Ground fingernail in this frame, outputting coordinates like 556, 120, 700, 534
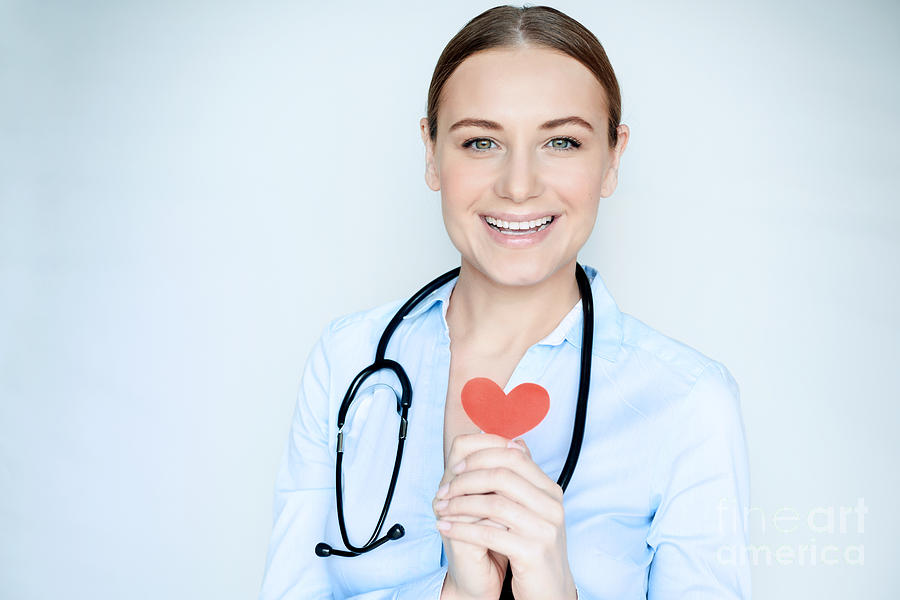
437, 483, 449, 498
436, 519, 451, 531
434, 499, 448, 511
451, 460, 466, 474
507, 440, 526, 452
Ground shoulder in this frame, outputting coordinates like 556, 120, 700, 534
620, 312, 713, 380
615, 311, 741, 423
325, 296, 406, 340
312, 295, 410, 370
617, 314, 748, 493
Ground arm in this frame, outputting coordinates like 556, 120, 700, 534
259, 325, 336, 600
259, 322, 451, 600
646, 361, 752, 599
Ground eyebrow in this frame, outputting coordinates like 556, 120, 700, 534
448, 116, 595, 133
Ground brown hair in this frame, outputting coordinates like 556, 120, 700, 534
426, 5, 622, 148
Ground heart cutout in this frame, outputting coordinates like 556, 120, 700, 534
461, 377, 550, 439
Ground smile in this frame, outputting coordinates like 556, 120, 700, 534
484, 215, 554, 235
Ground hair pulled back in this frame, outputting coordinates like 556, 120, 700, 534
426, 5, 622, 148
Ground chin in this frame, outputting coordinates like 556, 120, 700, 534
470, 253, 568, 288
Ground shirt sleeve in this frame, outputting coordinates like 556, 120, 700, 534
259, 323, 336, 600
259, 322, 450, 600
645, 361, 752, 599
342, 566, 448, 600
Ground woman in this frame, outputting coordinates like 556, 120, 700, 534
260, 5, 751, 600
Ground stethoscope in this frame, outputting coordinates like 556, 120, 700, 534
315, 262, 594, 595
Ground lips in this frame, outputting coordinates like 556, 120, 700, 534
484, 215, 554, 235
479, 213, 559, 247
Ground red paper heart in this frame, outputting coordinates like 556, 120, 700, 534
461, 377, 550, 439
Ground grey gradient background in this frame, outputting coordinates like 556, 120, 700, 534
1, 0, 898, 598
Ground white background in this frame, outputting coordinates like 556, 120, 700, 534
1, 0, 898, 598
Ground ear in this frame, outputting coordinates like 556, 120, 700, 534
599, 123, 630, 198
420, 117, 440, 191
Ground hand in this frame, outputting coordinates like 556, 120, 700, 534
435, 437, 578, 600
433, 433, 510, 600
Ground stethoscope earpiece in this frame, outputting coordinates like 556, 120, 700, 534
315, 524, 405, 558
387, 524, 405, 540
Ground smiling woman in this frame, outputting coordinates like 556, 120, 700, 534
260, 5, 751, 600
420, 43, 627, 288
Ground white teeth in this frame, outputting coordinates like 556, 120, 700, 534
484, 215, 554, 234
485, 215, 553, 230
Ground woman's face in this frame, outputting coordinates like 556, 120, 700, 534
420, 45, 629, 287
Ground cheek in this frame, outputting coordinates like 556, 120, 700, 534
438, 156, 494, 208
550, 161, 604, 210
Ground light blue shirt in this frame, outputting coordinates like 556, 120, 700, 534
260, 264, 752, 599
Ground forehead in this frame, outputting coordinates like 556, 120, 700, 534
439, 46, 607, 129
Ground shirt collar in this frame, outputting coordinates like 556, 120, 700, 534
401, 263, 623, 362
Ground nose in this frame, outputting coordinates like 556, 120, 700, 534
493, 146, 543, 203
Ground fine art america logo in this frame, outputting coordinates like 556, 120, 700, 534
716, 497, 867, 567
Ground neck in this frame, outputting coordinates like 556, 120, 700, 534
445, 257, 582, 355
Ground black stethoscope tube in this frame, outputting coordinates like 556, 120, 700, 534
316, 262, 594, 595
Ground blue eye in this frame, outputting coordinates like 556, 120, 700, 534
462, 138, 497, 152
547, 137, 581, 151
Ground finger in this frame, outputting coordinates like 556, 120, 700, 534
440, 432, 513, 487
452, 445, 561, 501
444, 467, 563, 522
436, 490, 545, 534
437, 514, 507, 528
442, 515, 508, 529
508, 438, 531, 458
435, 519, 522, 559
433, 494, 507, 529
